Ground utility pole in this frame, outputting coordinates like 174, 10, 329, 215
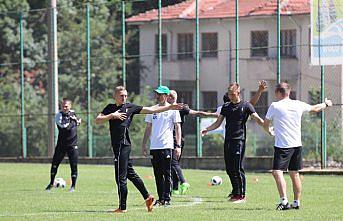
47, 0, 58, 157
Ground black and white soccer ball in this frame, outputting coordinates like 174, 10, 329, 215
211, 176, 223, 186
54, 178, 66, 188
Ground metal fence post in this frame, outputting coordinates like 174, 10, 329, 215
195, 0, 202, 157
277, 0, 281, 83
19, 12, 27, 158
158, 0, 162, 86
121, 0, 126, 87
86, 2, 93, 158
235, 0, 239, 83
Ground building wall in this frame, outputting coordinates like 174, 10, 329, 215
138, 14, 342, 110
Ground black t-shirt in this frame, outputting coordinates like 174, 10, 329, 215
56, 111, 78, 147
173, 105, 190, 147
101, 103, 143, 146
220, 101, 255, 141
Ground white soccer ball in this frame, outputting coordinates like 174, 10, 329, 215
211, 176, 223, 186
54, 178, 66, 188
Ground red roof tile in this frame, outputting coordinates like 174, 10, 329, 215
126, 0, 310, 23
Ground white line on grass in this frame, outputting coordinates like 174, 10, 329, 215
0, 196, 203, 217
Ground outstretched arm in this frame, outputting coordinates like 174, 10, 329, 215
310, 98, 332, 113
250, 80, 267, 106
140, 103, 183, 114
201, 115, 225, 136
189, 109, 218, 117
141, 123, 152, 156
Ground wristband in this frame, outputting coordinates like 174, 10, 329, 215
175, 144, 181, 148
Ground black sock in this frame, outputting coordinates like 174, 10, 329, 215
71, 175, 77, 187
50, 164, 58, 185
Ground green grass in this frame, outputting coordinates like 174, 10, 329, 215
0, 163, 342, 221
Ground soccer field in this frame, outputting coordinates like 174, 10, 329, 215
0, 163, 342, 221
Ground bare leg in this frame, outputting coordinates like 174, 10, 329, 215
289, 171, 301, 201
272, 170, 287, 198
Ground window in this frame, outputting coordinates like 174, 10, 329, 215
178, 91, 193, 106
251, 31, 268, 57
202, 91, 217, 110
250, 91, 268, 117
155, 34, 167, 58
201, 33, 218, 57
281, 30, 296, 57
177, 33, 193, 60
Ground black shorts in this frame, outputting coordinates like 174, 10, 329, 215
273, 146, 302, 171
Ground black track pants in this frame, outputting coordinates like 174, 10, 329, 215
113, 144, 149, 210
50, 145, 78, 186
151, 149, 172, 202
224, 140, 246, 196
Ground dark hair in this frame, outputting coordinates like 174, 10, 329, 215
275, 82, 291, 96
223, 92, 230, 103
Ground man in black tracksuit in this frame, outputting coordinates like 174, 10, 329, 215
201, 83, 266, 203
45, 98, 81, 192
95, 86, 181, 213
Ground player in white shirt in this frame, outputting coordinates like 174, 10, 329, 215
263, 82, 332, 210
142, 86, 182, 207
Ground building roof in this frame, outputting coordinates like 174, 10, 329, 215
126, 0, 310, 23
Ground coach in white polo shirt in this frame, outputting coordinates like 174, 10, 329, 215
142, 85, 182, 207
263, 82, 332, 211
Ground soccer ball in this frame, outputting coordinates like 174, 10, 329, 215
211, 176, 223, 186
54, 178, 66, 188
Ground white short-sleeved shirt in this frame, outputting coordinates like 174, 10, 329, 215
266, 98, 312, 148
145, 106, 181, 150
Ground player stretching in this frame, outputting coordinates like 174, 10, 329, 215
201, 83, 267, 203
45, 98, 81, 193
263, 82, 332, 210
95, 86, 182, 213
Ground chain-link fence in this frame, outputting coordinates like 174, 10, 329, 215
0, 0, 342, 165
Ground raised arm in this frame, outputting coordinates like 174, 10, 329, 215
141, 123, 152, 156
310, 98, 332, 113
140, 103, 182, 114
250, 80, 267, 106
201, 115, 225, 136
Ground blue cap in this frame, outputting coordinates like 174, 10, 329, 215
154, 85, 170, 95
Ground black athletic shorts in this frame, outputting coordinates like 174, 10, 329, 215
273, 146, 302, 171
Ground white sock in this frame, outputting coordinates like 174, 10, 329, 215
293, 200, 300, 207
280, 197, 288, 205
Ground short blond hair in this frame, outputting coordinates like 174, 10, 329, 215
114, 86, 127, 96
228, 82, 240, 92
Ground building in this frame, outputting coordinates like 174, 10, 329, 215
127, 0, 342, 116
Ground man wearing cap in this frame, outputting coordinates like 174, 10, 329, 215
95, 86, 182, 213
142, 85, 182, 207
